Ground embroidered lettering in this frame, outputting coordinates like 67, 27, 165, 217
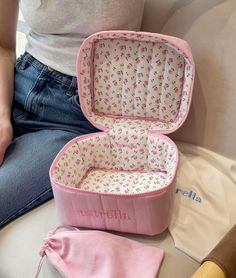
79, 209, 131, 220
176, 188, 202, 203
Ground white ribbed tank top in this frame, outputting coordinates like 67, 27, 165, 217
20, 0, 145, 76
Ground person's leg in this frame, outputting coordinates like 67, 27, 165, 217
0, 129, 77, 227
0, 52, 99, 228
12, 52, 97, 136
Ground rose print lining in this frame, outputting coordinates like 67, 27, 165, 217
51, 31, 194, 195
53, 132, 177, 194
78, 31, 194, 132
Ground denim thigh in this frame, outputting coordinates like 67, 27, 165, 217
0, 53, 99, 227
12, 52, 98, 135
0, 129, 77, 227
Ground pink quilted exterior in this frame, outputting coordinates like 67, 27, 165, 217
50, 31, 194, 235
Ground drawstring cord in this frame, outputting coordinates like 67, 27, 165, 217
35, 256, 45, 278
35, 226, 79, 278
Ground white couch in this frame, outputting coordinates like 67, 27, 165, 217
1, 1, 236, 277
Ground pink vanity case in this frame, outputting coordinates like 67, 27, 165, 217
50, 31, 194, 235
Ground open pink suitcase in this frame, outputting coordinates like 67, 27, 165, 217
50, 31, 195, 235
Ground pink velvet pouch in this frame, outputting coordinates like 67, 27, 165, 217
35, 226, 164, 278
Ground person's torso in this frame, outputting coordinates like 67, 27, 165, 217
20, 0, 146, 76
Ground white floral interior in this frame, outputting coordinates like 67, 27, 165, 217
52, 129, 177, 194
78, 32, 194, 132
51, 32, 194, 195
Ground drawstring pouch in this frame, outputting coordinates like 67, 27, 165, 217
36, 226, 164, 278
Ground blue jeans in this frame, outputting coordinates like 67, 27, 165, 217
0, 52, 98, 228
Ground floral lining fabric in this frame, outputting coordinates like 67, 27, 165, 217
51, 31, 194, 195
93, 39, 185, 122
53, 131, 177, 194
79, 32, 194, 132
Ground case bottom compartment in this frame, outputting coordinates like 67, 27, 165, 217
79, 168, 167, 194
